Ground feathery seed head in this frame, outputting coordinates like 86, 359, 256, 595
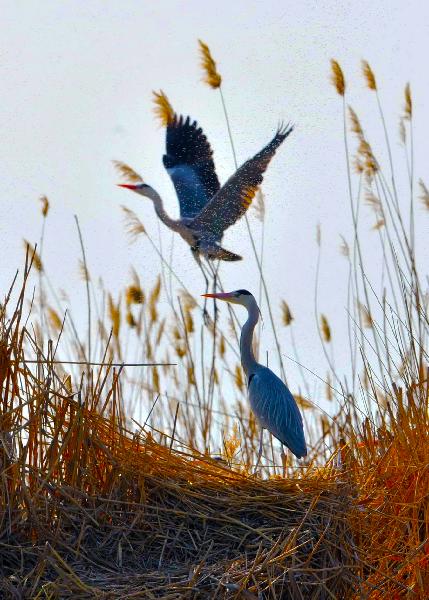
339, 235, 350, 257
419, 179, 429, 210
404, 83, 412, 119
234, 364, 244, 392
362, 60, 377, 91
198, 39, 222, 89
326, 373, 333, 401
24, 241, 43, 272
330, 59, 345, 96
320, 314, 331, 342
113, 161, 143, 184
48, 307, 63, 331
358, 139, 378, 176
348, 106, 363, 137
219, 335, 226, 358
126, 310, 136, 328
108, 294, 121, 339
187, 366, 196, 386
152, 366, 160, 393
126, 285, 145, 306
281, 300, 293, 326
398, 118, 406, 144
39, 195, 50, 217
121, 206, 146, 242
78, 259, 90, 282
152, 90, 175, 127
294, 395, 314, 410
358, 301, 373, 328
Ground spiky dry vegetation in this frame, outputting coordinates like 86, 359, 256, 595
1, 49, 429, 599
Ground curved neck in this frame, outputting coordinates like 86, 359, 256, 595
240, 299, 260, 377
145, 188, 180, 232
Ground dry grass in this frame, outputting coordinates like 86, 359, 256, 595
0, 53, 428, 599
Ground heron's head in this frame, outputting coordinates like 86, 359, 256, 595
202, 289, 256, 308
117, 182, 154, 198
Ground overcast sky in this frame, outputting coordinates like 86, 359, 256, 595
1, 1, 428, 402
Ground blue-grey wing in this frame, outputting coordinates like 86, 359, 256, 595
248, 367, 307, 458
190, 124, 293, 238
163, 115, 220, 219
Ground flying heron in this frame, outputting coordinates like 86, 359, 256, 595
118, 115, 293, 271
203, 289, 307, 468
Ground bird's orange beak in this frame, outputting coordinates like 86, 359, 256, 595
202, 292, 233, 300
117, 183, 138, 190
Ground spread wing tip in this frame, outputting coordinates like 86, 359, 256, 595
276, 121, 294, 139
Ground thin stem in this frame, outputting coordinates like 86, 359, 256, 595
74, 215, 91, 363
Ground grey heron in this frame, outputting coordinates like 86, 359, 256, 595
117, 115, 293, 267
203, 289, 307, 468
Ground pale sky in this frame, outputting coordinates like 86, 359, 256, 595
2, 1, 428, 404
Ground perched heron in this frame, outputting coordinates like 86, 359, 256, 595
118, 115, 293, 267
203, 289, 307, 467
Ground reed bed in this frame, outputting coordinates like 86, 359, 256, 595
1, 47, 429, 599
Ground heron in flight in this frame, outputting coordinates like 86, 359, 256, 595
203, 289, 307, 468
118, 115, 293, 267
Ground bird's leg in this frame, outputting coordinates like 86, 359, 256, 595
191, 248, 211, 325
207, 260, 221, 321
254, 428, 264, 475
280, 446, 287, 478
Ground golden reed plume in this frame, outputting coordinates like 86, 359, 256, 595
23, 240, 43, 272
198, 39, 222, 89
404, 83, 412, 119
39, 195, 49, 217
330, 59, 345, 96
281, 300, 293, 326
320, 314, 331, 342
348, 106, 363, 136
113, 161, 143, 184
361, 60, 377, 91
152, 90, 175, 126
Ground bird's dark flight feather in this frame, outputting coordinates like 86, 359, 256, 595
190, 123, 293, 238
163, 115, 220, 219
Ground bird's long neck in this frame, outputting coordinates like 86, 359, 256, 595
240, 300, 259, 377
146, 187, 181, 232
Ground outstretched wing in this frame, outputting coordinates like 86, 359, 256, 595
248, 366, 307, 458
163, 115, 220, 219
189, 124, 293, 238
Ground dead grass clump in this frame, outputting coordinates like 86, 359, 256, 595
0, 274, 358, 599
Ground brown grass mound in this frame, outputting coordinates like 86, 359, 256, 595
0, 274, 359, 599
0, 267, 428, 599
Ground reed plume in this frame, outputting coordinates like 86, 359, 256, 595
330, 59, 345, 96
320, 314, 331, 342
126, 284, 145, 305
198, 39, 222, 89
121, 206, 146, 242
419, 179, 429, 210
23, 240, 43, 272
404, 82, 412, 119
48, 307, 62, 331
348, 106, 363, 136
361, 60, 377, 91
108, 293, 121, 339
113, 161, 143, 184
281, 300, 293, 326
152, 90, 175, 126
39, 195, 49, 217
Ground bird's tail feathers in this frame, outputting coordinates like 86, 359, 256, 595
211, 245, 242, 261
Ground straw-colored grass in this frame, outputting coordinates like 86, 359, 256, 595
1, 51, 428, 599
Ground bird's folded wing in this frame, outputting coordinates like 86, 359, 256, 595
163, 115, 220, 219
248, 368, 305, 455
189, 123, 293, 238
